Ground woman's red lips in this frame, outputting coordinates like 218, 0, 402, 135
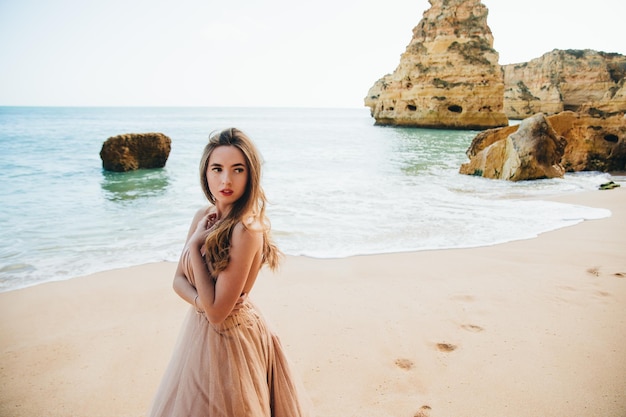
220, 189, 233, 196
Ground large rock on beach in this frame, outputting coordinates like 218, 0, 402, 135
461, 106, 626, 179
100, 133, 171, 172
503, 49, 626, 120
459, 113, 566, 181
364, 0, 508, 129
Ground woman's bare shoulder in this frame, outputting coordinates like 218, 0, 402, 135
183, 206, 213, 241
192, 205, 213, 220
232, 220, 263, 247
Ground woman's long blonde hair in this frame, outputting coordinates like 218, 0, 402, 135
199, 128, 281, 274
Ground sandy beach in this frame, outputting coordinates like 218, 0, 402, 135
1, 187, 625, 417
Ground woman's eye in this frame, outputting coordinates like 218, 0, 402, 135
235, 168, 245, 173
211, 167, 222, 173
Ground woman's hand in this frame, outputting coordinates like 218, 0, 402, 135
230, 293, 248, 314
196, 292, 247, 318
206, 212, 219, 229
189, 213, 219, 249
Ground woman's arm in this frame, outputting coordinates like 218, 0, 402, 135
172, 207, 211, 306
190, 222, 262, 324
172, 264, 200, 309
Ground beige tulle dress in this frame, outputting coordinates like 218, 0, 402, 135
148, 245, 313, 417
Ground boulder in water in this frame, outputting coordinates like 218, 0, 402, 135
100, 133, 171, 172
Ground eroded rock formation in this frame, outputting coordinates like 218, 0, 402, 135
100, 133, 172, 172
503, 49, 626, 120
459, 113, 566, 181
460, 107, 626, 180
364, 0, 508, 129
550, 108, 626, 172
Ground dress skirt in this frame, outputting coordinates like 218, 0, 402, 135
148, 301, 312, 417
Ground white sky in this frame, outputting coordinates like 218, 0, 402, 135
1, 0, 624, 108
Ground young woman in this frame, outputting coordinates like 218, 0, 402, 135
148, 128, 312, 417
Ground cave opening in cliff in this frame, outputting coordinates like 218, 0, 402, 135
604, 134, 619, 143
448, 105, 463, 113
406, 104, 417, 111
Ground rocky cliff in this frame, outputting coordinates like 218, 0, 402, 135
364, 0, 508, 130
503, 49, 626, 119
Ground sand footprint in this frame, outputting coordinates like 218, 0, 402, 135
450, 294, 475, 302
436, 343, 457, 352
461, 324, 484, 333
394, 358, 414, 370
587, 267, 600, 277
586, 267, 626, 280
414, 404, 432, 417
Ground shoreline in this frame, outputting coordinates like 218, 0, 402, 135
2, 182, 620, 295
1, 187, 625, 416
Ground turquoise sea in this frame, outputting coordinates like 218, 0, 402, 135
0, 106, 613, 292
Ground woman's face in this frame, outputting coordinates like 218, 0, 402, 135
206, 145, 248, 208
